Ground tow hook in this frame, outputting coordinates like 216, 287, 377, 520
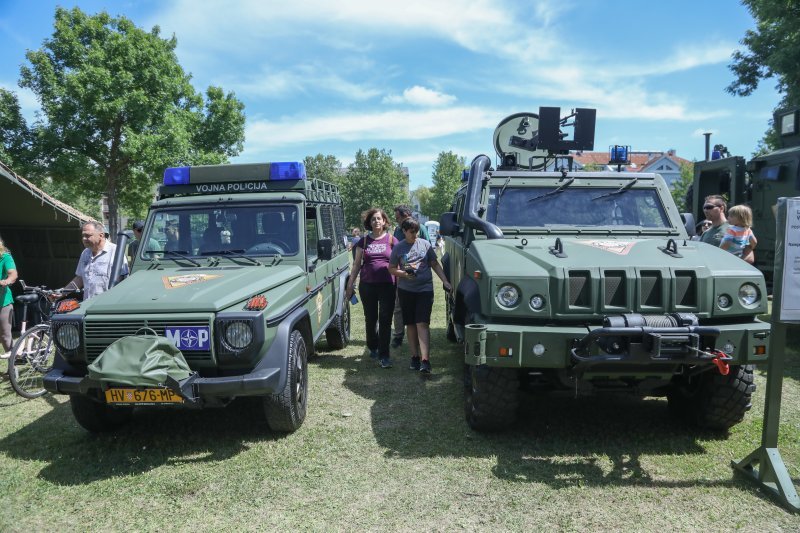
710, 349, 731, 376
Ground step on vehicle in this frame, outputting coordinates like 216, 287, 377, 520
440, 107, 771, 432
45, 162, 352, 433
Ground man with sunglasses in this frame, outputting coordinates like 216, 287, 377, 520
699, 195, 729, 246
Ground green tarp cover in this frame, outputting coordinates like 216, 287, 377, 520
88, 332, 191, 387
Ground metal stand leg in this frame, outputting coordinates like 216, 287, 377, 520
732, 447, 799, 511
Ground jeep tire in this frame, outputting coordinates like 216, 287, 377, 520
264, 329, 308, 432
69, 394, 133, 433
667, 364, 755, 430
445, 296, 457, 343
325, 301, 350, 350
464, 364, 520, 431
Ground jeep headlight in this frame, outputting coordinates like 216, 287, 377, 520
224, 321, 253, 350
496, 284, 520, 308
738, 283, 759, 306
55, 323, 80, 351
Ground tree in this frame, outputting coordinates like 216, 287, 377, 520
340, 148, 408, 228
15, 7, 245, 236
427, 151, 466, 221
304, 154, 343, 186
728, 0, 800, 149
0, 89, 31, 169
413, 185, 432, 216
670, 162, 694, 212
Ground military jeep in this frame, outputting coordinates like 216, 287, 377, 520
440, 108, 771, 431
44, 162, 352, 433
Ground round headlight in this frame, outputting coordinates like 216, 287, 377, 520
717, 294, 732, 309
529, 294, 546, 310
224, 321, 253, 350
56, 323, 80, 351
738, 283, 759, 306
496, 284, 520, 308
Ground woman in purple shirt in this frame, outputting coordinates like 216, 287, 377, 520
345, 208, 398, 368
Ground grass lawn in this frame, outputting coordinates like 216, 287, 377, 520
0, 289, 798, 530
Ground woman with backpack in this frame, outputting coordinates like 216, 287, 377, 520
345, 208, 398, 369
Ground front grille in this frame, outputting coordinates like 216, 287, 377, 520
639, 271, 662, 307
84, 319, 213, 363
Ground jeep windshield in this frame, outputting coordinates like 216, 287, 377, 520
138, 204, 300, 259
487, 186, 671, 230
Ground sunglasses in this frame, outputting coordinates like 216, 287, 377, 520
703, 204, 722, 210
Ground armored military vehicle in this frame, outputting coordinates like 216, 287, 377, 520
690, 107, 800, 284
440, 107, 772, 431
44, 162, 351, 433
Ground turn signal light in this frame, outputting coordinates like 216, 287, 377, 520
55, 299, 80, 314
244, 295, 268, 311
499, 347, 513, 357
753, 345, 766, 356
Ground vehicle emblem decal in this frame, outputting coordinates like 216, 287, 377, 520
315, 292, 323, 326
575, 240, 636, 255
162, 274, 222, 289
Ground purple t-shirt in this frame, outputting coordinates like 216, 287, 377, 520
358, 233, 396, 284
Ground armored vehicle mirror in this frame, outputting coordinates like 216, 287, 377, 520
439, 212, 458, 237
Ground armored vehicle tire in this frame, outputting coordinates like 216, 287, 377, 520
445, 297, 457, 343
667, 365, 755, 430
69, 394, 133, 433
325, 301, 350, 350
465, 365, 520, 431
264, 329, 308, 432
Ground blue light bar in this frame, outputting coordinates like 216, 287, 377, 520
163, 166, 190, 185
270, 162, 306, 181
609, 145, 629, 164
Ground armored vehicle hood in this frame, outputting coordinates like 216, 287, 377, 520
471, 237, 760, 276
82, 266, 304, 314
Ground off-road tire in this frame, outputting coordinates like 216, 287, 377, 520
325, 300, 350, 350
668, 364, 755, 430
264, 330, 308, 432
69, 394, 133, 433
445, 296, 457, 343
465, 364, 520, 431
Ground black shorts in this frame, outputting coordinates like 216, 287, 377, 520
397, 288, 434, 325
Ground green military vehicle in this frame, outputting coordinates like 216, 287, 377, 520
44, 162, 352, 433
690, 106, 800, 285
440, 107, 772, 431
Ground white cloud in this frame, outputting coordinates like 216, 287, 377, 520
221, 66, 381, 101
383, 86, 457, 107
243, 106, 499, 152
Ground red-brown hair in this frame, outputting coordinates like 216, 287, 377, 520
362, 208, 390, 231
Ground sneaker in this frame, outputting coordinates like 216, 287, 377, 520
380, 357, 393, 369
420, 359, 432, 374
409, 356, 421, 371
369, 348, 379, 359
0, 352, 9, 360
390, 336, 403, 349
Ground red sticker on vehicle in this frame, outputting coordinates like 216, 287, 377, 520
574, 240, 636, 255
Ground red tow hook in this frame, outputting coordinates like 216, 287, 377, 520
710, 350, 731, 376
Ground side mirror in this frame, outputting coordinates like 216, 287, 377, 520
680, 213, 696, 237
317, 238, 333, 260
439, 212, 459, 237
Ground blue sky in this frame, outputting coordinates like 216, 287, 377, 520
0, 0, 781, 190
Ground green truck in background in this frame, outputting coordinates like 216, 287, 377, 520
44, 162, 352, 433
440, 107, 772, 432
690, 106, 800, 285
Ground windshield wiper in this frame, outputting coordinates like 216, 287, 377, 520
160, 249, 201, 266
495, 177, 512, 212
528, 177, 575, 203
591, 177, 638, 201
202, 249, 262, 265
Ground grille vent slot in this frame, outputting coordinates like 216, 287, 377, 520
639, 271, 662, 307
604, 270, 626, 307
568, 271, 591, 307
675, 270, 697, 307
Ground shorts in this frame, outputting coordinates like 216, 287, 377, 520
397, 288, 434, 325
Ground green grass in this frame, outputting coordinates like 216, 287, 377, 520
1, 291, 798, 530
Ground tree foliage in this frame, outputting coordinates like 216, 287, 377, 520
728, 0, 800, 149
0, 89, 31, 167
427, 151, 466, 221
15, 7, 245, 235
339, 148, 408, 228
413, 185, 432, 216
304, 154, 342, 186
670, 162, 694, 212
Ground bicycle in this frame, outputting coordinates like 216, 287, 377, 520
7, 281, 76, 399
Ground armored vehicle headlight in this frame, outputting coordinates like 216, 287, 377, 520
717, 294, 732, 309
529, 294, 546, 310
55, 323, 80, 351
496, 284, 520, 308
738, 283, 759, 306
224, 321, 254, 350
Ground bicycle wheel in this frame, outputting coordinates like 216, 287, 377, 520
9, 324, 55, 399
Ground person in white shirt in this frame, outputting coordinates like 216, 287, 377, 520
59, 222, 129, 300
